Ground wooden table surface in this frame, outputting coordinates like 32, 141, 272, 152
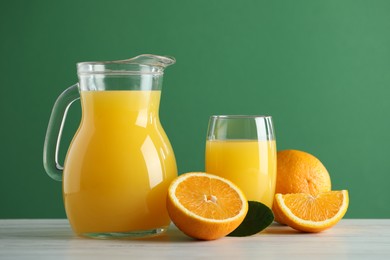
0, 219, 389, 259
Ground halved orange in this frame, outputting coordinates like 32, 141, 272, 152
274, 190, 349, 232
166, 172, 248, 240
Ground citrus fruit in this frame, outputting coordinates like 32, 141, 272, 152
274, 190, 349, 232
166, 172, 248, 240
275, 150, 332, 195
273, 150, 332, 223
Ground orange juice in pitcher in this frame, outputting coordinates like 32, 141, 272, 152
43, 55, 177, 238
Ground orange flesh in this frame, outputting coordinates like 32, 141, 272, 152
175, 176, 243, 220
282, 192, 345, 221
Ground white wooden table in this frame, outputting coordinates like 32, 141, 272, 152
0, 219, 389, 259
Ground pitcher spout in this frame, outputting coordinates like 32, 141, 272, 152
121, 54, 176, 68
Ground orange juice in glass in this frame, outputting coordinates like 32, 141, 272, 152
43, 55, 177, 238
205, 115, 276, 208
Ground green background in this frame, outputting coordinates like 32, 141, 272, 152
1, 0, 389, 219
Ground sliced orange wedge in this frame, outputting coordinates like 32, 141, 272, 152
274, 190, 349, 232
166, 172, 248, 240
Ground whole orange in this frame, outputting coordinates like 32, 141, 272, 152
273, 150, 332, 224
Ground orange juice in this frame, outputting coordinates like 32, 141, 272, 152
205, 140, 276, 207
63, 90, 177, 235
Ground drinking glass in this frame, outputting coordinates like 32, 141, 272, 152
205, 115, 277, 208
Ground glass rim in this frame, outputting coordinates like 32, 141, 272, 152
207, 114, 275, 141
210, 115, 272, 119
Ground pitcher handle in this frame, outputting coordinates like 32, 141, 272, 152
43, 84, 80, 181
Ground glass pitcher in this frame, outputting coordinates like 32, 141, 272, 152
43, 54, 178, 238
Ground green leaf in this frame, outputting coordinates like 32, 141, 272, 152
228, 201, 274, 237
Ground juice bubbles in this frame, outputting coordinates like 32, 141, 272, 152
205, 140, 276, 208
63, 90, 177, 236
